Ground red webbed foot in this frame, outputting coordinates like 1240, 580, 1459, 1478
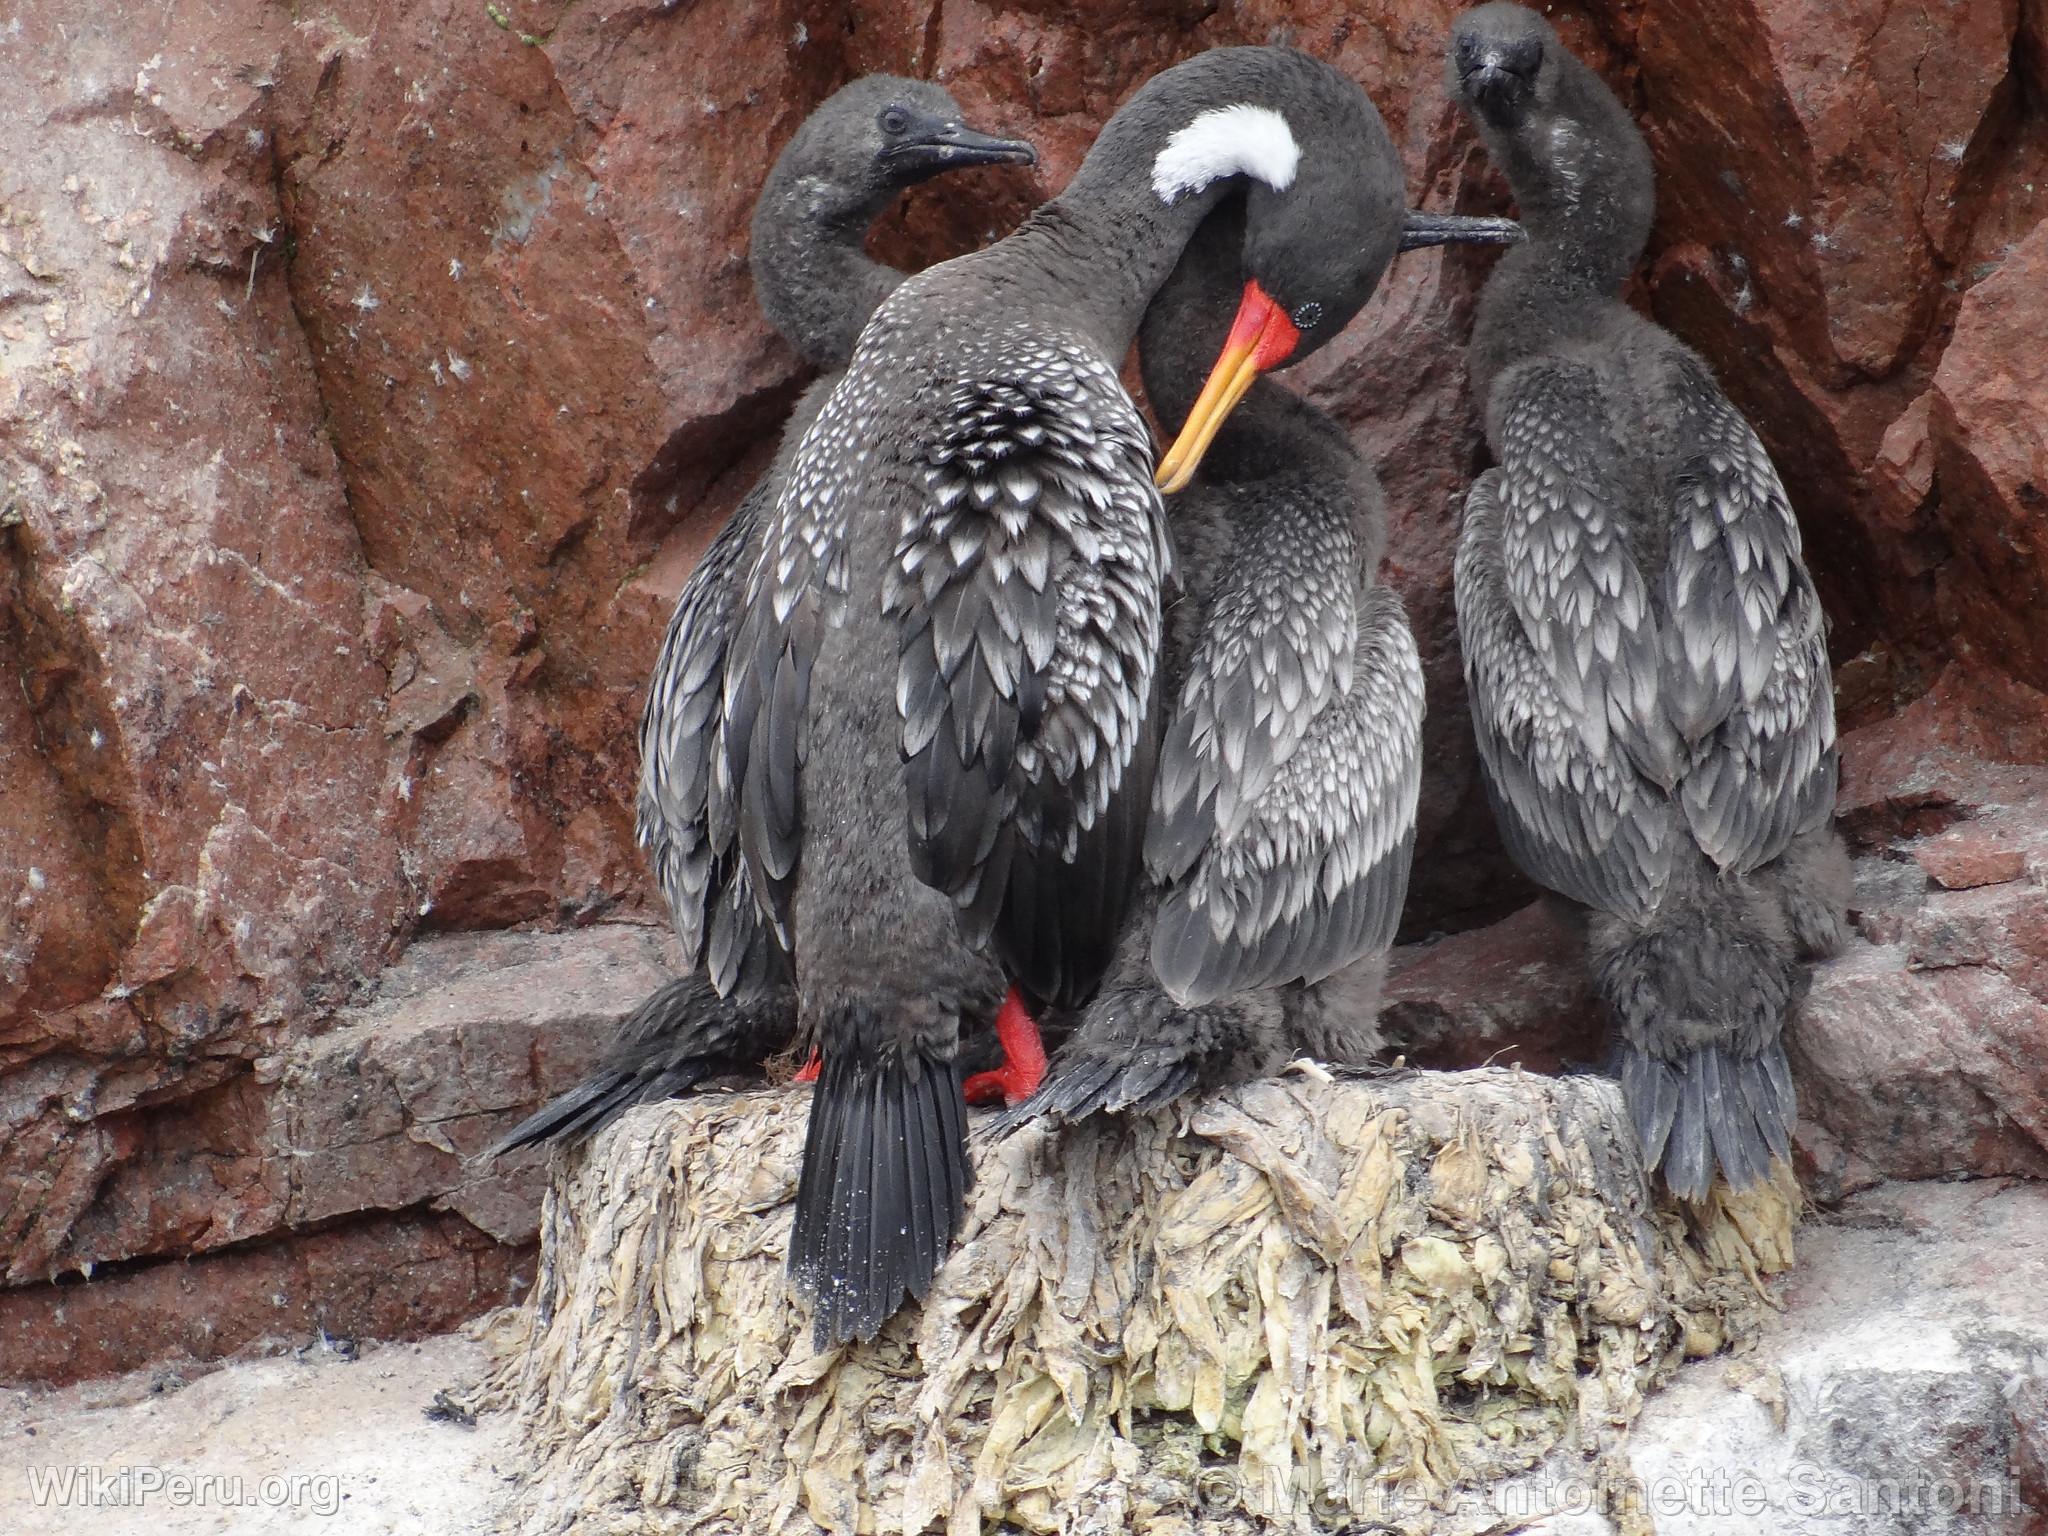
963, 986, 1048, 1107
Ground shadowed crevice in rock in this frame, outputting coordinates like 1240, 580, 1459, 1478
0, 517, 146, 1025
626, 373, 808, 545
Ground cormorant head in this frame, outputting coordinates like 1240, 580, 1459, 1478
1444, 4, 1656, 277
1147, 48, 1523, 493
1144, 53, 1400, 491
777, 76, 1036, 224
1449, 3, 1556, 131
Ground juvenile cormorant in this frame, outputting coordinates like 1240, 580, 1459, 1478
1446, 2, 1849, 1199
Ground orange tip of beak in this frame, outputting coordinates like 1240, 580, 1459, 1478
1154, 280, 1301, 493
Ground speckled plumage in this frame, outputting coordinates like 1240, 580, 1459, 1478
492, 79, 1028, 1160
995, 191, 1422, 1125
724, 205, 1184, 1352
1449, 2, 1848, 1200
727, 47, 1428, 1345
889, 328, 1168, 1003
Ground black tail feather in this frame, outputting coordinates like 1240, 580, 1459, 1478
790, 1048, 969, 1349
484, 1064, 707, 1158
482, 974, 793, 1160
984, 1041, 1203, 1139
1615, 1038, 1794, 1202
1617, 1045, 1680, 1170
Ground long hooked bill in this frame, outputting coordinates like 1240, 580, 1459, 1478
1398, 210, 1526, 251
1154, 279, 1300, 494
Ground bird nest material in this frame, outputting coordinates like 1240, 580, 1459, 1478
493, 1067, 1792, 1535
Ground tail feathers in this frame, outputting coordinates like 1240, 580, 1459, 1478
1617, 1039, 1795, 1202
985, 1044, 1201, 1138
484, 1060, 712, 1158
789, 1049, 968, 1349
985, 979, 1238, 1137
483, 974, 792, 1160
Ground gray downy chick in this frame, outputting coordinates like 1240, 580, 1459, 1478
1446, 2, 1849, 1201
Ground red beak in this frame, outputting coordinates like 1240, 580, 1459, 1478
1154, 279, 1301, 493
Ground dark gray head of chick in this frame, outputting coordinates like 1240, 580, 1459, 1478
1442, 3, 1656, 275
769, 75, 1036, 223
1448, 1, 1556, 130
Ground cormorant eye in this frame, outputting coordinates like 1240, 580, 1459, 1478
1290, 301, 1323, 331
878, 107, 910, 137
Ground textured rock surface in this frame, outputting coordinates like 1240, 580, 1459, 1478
2, 0, 2046, 1383
1524, 1180, 2048, 1536
0, 925, 668, 1383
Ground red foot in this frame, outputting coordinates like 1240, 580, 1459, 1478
963, 986, 1048, 1107
793, 1051, 821, 1084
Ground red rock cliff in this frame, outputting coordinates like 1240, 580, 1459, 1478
2, 0, 2043, 1383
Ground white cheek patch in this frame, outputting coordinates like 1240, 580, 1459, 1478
1151, 104, 1301, 205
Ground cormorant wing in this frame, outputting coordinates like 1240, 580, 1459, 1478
887, 338, 1170, 1009
1457, 466, 1671, 920
639, 483, 790, 996
1494, 360, 1682, 788
1145, 479, 1359, 880
721, 388, 858, 963
1149, 579, 1423, 1006
1660, 359, 1838, 873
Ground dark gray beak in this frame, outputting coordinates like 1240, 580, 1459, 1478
1467, 63, 1526, 122
881, 123, 1038, 177
1399, 210, 1526, 252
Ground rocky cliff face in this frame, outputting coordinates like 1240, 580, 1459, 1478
2, 0, 2043, 1384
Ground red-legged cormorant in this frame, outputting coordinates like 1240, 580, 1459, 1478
487, 79, 1034, 1156
991, 185, 1522, 1124
728, 47, 1490, 1346
1446, 2, 1849, 1200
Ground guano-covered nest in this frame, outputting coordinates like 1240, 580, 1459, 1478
495, 1066, 1793, 1535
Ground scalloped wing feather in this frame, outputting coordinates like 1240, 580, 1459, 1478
1458, 469, 1671, 920
1151, 583, 1423, 1006
1495, 363, 1681, 789
1146, 480, 1357, 886
886, 336, 1170, 1008
1661, 360, 1838, 872
720, 361, 864, 954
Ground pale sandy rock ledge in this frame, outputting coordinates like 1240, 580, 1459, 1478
0, 1331, 515, 1536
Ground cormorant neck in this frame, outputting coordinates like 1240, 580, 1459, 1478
1478, 54, 1653, 299
1003, 169, 1225, 364
749, 173, 906, 370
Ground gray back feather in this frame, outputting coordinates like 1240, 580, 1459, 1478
1150, 580, 1423, 1005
